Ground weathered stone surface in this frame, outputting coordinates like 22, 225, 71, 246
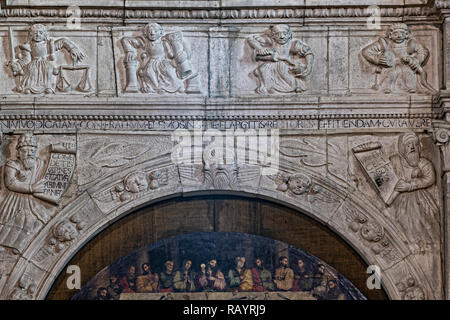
0, 0, 448, 300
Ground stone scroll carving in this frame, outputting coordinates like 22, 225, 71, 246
6, 24, 93, 94
361, 23, 436, 94
246, 24, 314, 94
0, 133, 76, 255
121, 23, 202, 94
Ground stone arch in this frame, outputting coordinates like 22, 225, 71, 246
0, 160, 433, 300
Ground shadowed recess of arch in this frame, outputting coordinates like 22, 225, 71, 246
45, 195, 388, 300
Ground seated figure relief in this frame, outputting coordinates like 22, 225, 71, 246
121, 23, 201, 94
361, 23, 436, 94
246, 24, 314, 94
7, 24, 92, 94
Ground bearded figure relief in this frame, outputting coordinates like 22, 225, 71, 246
246, 24, 314, 94
361, 23, 436, 94
7, 24, 92, 94
0, 133, 49, 254
389, 133, 440, 251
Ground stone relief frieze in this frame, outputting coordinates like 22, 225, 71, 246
246, 24, 314, 94
0, 133, 76, 255
344, 206, 399, 264
271, 172, 339, 207
93, 169, 168, 204
9, 276, 36, 300
121, 23, 202, 94
31, 199, 103, 266
352, 133, 440, 250
396, 277, 425, 300
6, 24, 93, 94
78, 135, 171, 187
361, 23, 436, 94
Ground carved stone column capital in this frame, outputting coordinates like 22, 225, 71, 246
433, 120, 450, 146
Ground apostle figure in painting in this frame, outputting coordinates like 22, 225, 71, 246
227, 256, 253, 292
251, 258, 275, 292
273, 256, 294, 291
206, 259, 226, 292
246, 24, 314, 94
0, 133, 49, 254
8, 24, 86, 94
136, 262, 159, 293
311, 264, 328, 296
361, 23, 435, 93
120, 265, 137, 293
106, 275, 122, 300
323, 280, 345, 300
159, 260, 175, 292
174, 260, 196, 292
194, 263, 208, 291
292, 259, 313, 292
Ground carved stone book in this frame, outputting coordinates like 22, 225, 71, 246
352, 142, 399, 206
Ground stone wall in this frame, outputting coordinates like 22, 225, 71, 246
0, 0, 449, 300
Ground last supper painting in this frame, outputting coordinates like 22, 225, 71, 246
72, 232, 366, 300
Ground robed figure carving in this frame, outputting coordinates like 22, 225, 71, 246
246, 24, 314, 94
361, 23, 436, 94
0, 133, 50, 254
121, 23, 201, 94
7, 24, 90, 94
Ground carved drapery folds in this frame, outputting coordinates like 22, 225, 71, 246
6, 24, 93, 94
121, 23, 201, 94
360, 23, 436, 94
246, 24, 314, 94
0, 133, 76, 255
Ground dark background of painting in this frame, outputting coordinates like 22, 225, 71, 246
46, 195, 388, 300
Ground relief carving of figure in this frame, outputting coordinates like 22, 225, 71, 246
7, 24, 91, 94
121, 23, 201, 94
246, 24, 314, 94
390, 133, 440, 252
0, 133, 50, 254
361, 23, 436, 94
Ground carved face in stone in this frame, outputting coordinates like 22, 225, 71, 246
403, 286, 425, 300
30, 24, 48, 43
399, 133, 421, 167
144, 23, 163, 41
124, 172, 148, 193
53, 221, 79, 242
360, 222, 384, 242
18, 146, 37, 170
270, 24, 292, 45
388, 24, 410, 44
288, 174, 311, 195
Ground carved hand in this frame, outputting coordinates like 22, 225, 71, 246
70, 47, 85, 63
8, 60, 24, 76
125, 51, 137, 62
402, 56, 421, 72
31, 179, 46, 194
378, 56, 393, 68
394, 179, 411, 192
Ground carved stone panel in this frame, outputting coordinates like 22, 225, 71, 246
3, 25, 95, 95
